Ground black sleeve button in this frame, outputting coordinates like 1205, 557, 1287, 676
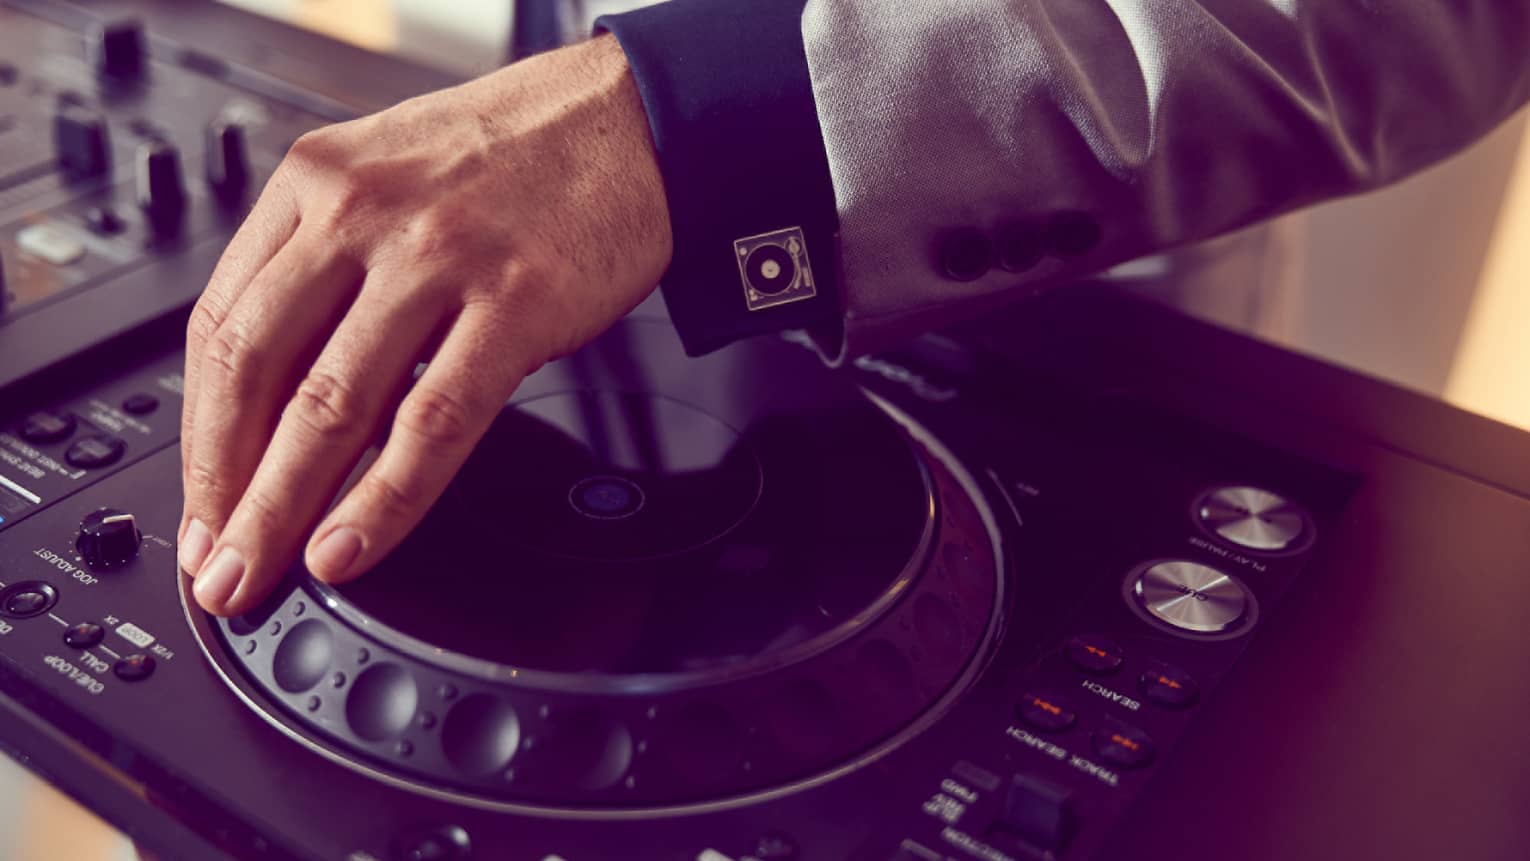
1139, 663, 1199, 708
121, 392, 159, 414
1064, 634, 1124, 674
1046, 211, 1102, 258
113, 653, 156, 681
1016, 690, 1077, 732
997, 222, 1046, 272
64, 622, 105, 648
65, 434, 126, 468
1092, 719, 1156, 769
19, 410, 77, 444
937, 228, 993, 281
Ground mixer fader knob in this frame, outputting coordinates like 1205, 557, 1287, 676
89, 19, 147, 81
205, 120, 250, 205
54, 105, 112, 179
77, 508, 142, 569
136, 140, 187, 239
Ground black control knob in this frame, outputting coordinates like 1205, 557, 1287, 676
205, 120, 250, 204
136, 140, 186, 239
89, 19, 147, 80
54, 104, 112, 179
77, 508, 142, 569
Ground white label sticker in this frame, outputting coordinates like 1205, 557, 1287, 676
115, 622, 155, 648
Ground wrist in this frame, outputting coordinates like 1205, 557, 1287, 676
471, 33, 674, 294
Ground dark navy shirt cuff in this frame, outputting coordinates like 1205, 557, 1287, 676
597, 0, 841, 356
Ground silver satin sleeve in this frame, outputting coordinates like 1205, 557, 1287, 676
799, 0, 1530, 361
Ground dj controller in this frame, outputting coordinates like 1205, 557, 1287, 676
2, 2, 1529, 861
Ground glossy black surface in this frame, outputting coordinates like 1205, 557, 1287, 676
337, 324, 933, 678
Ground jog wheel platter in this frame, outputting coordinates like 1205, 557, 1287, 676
193, 320, 1004, 811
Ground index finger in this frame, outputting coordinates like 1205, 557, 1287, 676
303, 308, 530, 585
179, 181, 299, 537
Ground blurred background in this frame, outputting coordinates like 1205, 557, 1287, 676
4, 0, 1528, 857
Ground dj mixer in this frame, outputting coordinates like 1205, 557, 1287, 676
2, 3, 1529, 860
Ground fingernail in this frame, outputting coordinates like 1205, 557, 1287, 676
308, 527, 362, 579
193, 546, 245, 610
178, 518, 213, 576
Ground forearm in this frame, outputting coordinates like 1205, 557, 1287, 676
803, 0, 1530, 357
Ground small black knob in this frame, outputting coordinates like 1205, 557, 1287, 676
54, 105, 112, 179
77, 508, 142, 569
205, 120, 250, 204
89, 19, 147, 80
136, 140, 186, 239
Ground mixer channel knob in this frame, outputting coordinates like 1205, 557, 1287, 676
205, 119, 250, 205
54, 105, 112, 179
136, 140, 186, 239
89, 19, 147, 80
77, 508, 142, 569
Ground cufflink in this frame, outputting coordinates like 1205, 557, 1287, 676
735, 226, 817, 312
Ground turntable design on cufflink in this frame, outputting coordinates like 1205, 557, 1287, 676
735, 226, 818, 311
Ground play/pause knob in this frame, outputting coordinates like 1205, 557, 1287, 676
1196, 485, 1312, 552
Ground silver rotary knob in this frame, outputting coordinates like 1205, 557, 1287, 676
1131, 560, 1253, 634
1195, 486, 1311, 552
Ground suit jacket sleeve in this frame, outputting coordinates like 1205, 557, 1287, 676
801, 1, 1530, 362
597, 0, 843, 357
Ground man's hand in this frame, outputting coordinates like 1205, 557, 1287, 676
177, 35, 671, 616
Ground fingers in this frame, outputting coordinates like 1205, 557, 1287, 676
178, 229, 364, 577
302, 308, 527, 586
189, 278, 451, 615
180, 184, 298, 512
